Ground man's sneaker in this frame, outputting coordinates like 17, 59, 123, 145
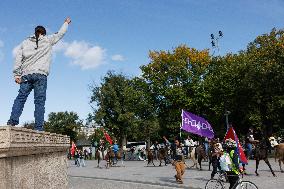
177, 179, 183, 184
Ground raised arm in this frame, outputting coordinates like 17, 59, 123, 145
49, 17, 71, 45
163, 136, 171, 145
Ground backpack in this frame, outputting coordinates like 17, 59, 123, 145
219, 152, 232, 171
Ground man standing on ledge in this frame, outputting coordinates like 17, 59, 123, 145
7, 17, 71, 131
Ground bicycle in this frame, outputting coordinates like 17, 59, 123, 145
205, 171, 258, 189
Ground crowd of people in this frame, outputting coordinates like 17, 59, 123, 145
68, 127, 282, 186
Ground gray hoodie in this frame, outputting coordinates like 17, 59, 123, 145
13, 22, 68, 77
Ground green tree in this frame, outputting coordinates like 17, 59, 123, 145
245, 28, 284, 135
129, 77, 160, 147
89, 71, 137, 146
44, 111, 82, 142
140, 45, 212, 138
23, 121, 35, 130
204, 28, 284, 136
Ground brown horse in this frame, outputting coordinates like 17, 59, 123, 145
254, 139, 276, 177
158, 146, 169, 166
146, 149, 156, 166
107, 148, 123, 167
269, 137, 284, 173
274, 143, 284, 173
195, 144, 207, 170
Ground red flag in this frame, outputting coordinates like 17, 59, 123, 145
104, 131, 113, 145
224, 127, 248, 164
71, 141, 76, 157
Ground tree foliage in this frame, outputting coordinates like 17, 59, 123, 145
90, 28, 284, 141
89, 71, 137, 145
140, 45, 212, 138
44, 111, 82, 142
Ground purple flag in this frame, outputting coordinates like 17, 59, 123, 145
181, 110, 214, 139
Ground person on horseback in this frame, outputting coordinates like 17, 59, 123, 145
98, 139, 106, 159
245, 127, 259, 159
112, 141, 119, 164
220, 138, 242, 189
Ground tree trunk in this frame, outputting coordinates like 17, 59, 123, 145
147, 136, 151, 150
121, 134, 127, 147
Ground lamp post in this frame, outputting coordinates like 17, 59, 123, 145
210, 31, 223, 55
224, 110, 231, 131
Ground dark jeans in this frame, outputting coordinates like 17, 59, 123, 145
211, 158, 221, 178
226, 171, 239, 189
7, 74, 47, 131
246, 143, 253, 159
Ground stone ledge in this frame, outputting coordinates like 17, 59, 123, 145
0, 126, 70, 158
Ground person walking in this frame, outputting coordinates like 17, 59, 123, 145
163, 136, 185, 184
210, 140, 222, 179
79, 149, 86, 167
172, 139, 185, 184
7, 17, 71, 131
204, 137, 209, 161
245, 127, 254, 159
74, 149, 80, 167
88, 146, 93, 160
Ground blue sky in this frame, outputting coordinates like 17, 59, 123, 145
1, 0, 284, 125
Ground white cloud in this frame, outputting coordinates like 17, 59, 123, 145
111, 54, 125, 61
53, 40, 107, 69
64, 41, 107, 70
12, 39, 123, 70
53, 41, 69, 53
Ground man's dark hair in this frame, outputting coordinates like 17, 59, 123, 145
34, 26, 46, 49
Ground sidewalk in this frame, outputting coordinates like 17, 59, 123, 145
68, 158, 284, 189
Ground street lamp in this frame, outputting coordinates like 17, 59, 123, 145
224, 110, 231, 131
210, 30, 223, 55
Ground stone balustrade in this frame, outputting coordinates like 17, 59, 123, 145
0, 126, 70, 189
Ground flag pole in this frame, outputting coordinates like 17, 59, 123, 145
180, 109, 184, 139
180, 123, 182, 139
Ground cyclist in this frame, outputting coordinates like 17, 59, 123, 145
220, 138, 242, 189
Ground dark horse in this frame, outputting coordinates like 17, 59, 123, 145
158, 146, 169, 166
195, 144, 207, 170
254, 138, 276, 177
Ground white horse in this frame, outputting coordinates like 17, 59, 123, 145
187, 146, 198, 169
95, 148, 108, 168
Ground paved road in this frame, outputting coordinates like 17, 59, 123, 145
68, 158, 283, 189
